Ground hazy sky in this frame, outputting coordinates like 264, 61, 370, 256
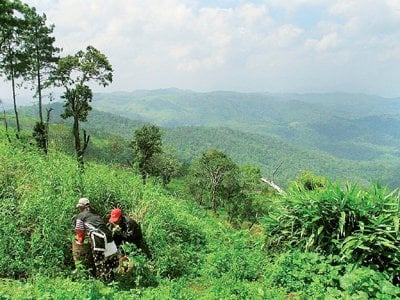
2, 0, 400, 99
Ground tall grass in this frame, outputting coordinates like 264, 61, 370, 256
0, 129, 229, 280
1, 128, 400, 298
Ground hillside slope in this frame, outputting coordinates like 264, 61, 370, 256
164, 126, 400, 187
15, 102, 145, 139
0, 127, 275, 298
1, 127, 400, 299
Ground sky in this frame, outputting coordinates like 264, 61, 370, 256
2, 0, 400, 101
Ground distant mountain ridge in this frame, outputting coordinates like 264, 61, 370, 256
92, 89, 400, 161
93, 89, 400, 122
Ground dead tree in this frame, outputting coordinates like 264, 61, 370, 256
260, 161, 285, 194
260, 177, 285, 194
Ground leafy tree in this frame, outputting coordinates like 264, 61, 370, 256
48, 45, 113, 169
0, 0, 31, 136
225, 166, 265, 225
239, 165, 262, 195
21, 8, 60, 153
148, 149, 182, 186
130, 124, 162, 184
219, 163, 240, 219
22, 8, 60, 123
0, 0, 15, 50
189, 149, 238, 213
185, 165, 209, 206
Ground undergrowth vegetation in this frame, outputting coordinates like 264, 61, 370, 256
1, 128, 400, 299
263, 177, 400, 280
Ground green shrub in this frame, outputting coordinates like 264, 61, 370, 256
205, 231, 265, 281
139, 193, 207, 278
262, 181, 400, 279
339, 267, 399, 298
208, 275, 277, 300
263, 181, 349, 253
0, 276, 135, 299
264, 251, 341, 298
81, 162, 144, 217
0, 144, 74, 277
340, 185, 400, 279
140, 276, 287, 300
291, 171, 328, 191
116, 243, 157, 289
326, 267, 400, 299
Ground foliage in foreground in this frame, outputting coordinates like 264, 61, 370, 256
1, 129, 400, 299
264, 250, 400, 299
263, 172, 400, 282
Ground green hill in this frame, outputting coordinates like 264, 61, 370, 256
9, 103, 148, 164
91, 90, 400, 162
164, 126, 400, 187
8, 101, 400, 188
15, 102, 145, 139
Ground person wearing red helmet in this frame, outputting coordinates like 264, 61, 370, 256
108, 208, 151, 258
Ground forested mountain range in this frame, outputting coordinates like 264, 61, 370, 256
13, 94, 400, 188
92, 89, 400, 161
15, 102, 145, 139
164, 126, 400, 187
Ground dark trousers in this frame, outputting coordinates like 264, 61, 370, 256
92, 250, 118, 281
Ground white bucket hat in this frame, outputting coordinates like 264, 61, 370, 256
76, 197, 90, 208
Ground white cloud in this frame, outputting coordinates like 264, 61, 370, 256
306, 32, 340, 51
236, 3, 268, 23
386, 0, 400, 13
266, 24, 304, 48
269, 0, 331, 11
1, 0, 400, 98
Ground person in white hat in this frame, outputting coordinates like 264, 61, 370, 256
75, 197, 118, 281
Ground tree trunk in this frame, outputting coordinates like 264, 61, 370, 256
36, 53, 43, 123
212, 187, 217, 213
73, 115, 84, 170
44, 108, 53, 154
140, 162, 147, 185
11, 64, 20, 136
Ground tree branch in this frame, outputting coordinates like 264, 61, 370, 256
272, 161, 284, 180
